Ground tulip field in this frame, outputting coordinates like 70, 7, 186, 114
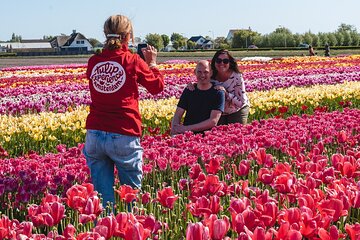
0, 55, 360, 239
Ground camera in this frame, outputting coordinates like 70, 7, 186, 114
137, 43, 148, 60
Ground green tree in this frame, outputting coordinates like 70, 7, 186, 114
145, 33, 164, 51
327, 33, 338, 46
10, 33, 21, 42
161, 34, 170, 48
88, 38, 102, 47
187, 40, 196, 50
350, 32, 360, 46
231, 29, 259, 48
170, 33, 186, 49
342, 31, 352, 46
43, 35, 54, 40
170, 33, 184, 42
302, 31, 314, 46
337, 23, 357, 33
293, 34, 304, 47
317, 32, 329, 46
214, 37, 229, 49
335, 32, 344, 46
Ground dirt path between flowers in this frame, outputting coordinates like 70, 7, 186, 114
0, 56, 208, 68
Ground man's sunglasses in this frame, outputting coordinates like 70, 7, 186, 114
215, 58, 230, 64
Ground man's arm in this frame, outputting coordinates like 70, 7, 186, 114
180, 109, 222, 133
171, 107, 186, 135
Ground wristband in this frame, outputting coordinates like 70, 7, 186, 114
148, 63, 157, 68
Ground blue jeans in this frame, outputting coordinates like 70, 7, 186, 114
83, 130, 143, 207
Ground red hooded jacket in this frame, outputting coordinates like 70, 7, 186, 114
86, 45, 164, 136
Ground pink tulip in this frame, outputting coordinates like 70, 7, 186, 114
186, 222, 210, 240
203, 214, 230, 240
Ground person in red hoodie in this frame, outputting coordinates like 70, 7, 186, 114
83, 14, 164, 209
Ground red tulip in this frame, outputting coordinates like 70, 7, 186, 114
318, 225, 341, 240
203, 175, 225, 196
95, 215, 117, 239
345, 223, 360, 240
186, 222, 210, 240
76, 232, 104, 240
80, 196, 103, 224
65, 183, 98, 213
188, 195, 221, 218
232, 160, 250, 176
300, 211, 317, 238
257, 168, 274, 185
124, 222, 151, 240
248, 148, 273, 167
272, 172, 295, 193
114, 212, 137, 238
205, 156, 223, 174
278, 106, 288, 114
203, 214, 230, 240
278, 207, 301, 225
258, 202, 278, 227
27, 197, 65, 227
141, 192, 151, 205
115, 185, 139, 203
137, 215, 163, 235
157, 187, 178, 209
353, 191, 360, 208
317, 198, 346, 222
336, 130, 347, 143
63, 224, 76, 239
189, 163, 202, 180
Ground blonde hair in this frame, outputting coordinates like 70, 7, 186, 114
103, 15, 134, 50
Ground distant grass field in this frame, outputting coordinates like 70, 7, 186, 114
158, 48, 360, 58
2, 48, 360, 68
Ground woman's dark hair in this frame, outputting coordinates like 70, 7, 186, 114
211, 49, 240, 79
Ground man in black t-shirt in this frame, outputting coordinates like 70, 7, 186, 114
171, 60, 225, 135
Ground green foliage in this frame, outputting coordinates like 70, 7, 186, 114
10, 33, 22, 42
161, 34, 170, 48
231, 29, 261, 48
88, 38, 102, 47
145, 33, 164, 51
170, 33, 185, 42
187, 40, 196, 50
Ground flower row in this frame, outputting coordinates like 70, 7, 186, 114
1, 108, 359, 239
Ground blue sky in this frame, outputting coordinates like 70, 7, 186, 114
1, 0, 359, 42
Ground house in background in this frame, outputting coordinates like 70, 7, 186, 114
164, 40, 176, 52
187, 36, 208, 49
50, 30, 93, 54
0, 39, 52, 52
202, 39, 214, 49
0, 45, 9, 52
226, 28, 252, 43
0, 30, 93, 56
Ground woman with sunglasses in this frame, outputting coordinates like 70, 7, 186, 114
210, 49, 250, 125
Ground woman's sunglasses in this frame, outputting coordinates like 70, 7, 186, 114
215, 58, 230, 64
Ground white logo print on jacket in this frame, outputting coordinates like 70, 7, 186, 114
90, 61, 126, 93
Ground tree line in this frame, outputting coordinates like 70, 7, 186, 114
5, 23, 359, 51
144, 23, 360, 51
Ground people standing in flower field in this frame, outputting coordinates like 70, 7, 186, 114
324, 43, 331, 57
309, 45, 316, 56
83, 14, 164, 209
171, 60, 225, 135
186, 50, 250, 125
209, 49, 250, 125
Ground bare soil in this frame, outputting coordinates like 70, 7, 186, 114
0, 56, 207, 69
